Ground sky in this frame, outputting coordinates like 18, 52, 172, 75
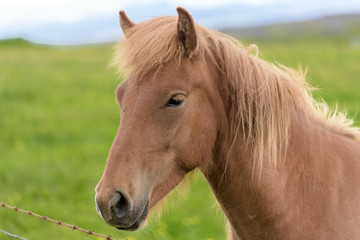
0, 0, 289, 28
1, 0, 360, 44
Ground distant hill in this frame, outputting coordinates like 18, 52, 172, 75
221, 13, 360, 39
0, 38, 33, 46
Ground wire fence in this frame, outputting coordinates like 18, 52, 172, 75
0, 202, 116, 240
0, 229, 28, 240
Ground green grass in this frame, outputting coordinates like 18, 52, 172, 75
0, 33, 359, 240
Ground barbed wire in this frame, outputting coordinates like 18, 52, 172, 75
0, 202, 116, 240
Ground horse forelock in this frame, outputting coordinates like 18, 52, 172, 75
112, 15, 360, 174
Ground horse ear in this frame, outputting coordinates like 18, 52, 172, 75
119, 10, 136, 38
176, 7, 197, 57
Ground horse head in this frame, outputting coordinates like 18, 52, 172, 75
95, 7, 223, 231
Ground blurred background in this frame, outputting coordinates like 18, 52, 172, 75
1, 0, 360, 44
1, 0, 359, 240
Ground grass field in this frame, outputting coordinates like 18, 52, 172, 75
0, 33, 359, 240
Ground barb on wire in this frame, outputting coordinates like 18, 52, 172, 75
1, 203, 116, 240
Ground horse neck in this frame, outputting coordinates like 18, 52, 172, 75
200, 101, 360, 240
200, 124, 284, 239
196, 47, 360, 239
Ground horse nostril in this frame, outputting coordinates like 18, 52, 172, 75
112, 191, 131, 219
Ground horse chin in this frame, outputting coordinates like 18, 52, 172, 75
116, 201, 149, 231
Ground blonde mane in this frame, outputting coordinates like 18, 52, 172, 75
113, 16, 360, 173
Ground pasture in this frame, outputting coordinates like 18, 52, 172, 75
0, 32, 359, 239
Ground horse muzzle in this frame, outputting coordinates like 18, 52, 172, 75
95, 190, 149, 231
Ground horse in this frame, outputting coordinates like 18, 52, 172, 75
95, 7, 360, 240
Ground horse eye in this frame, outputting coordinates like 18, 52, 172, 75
165, 94, 185, 107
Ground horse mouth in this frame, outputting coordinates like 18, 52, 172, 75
116, 200, 149, 231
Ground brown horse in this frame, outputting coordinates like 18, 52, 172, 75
95, 7, 360, 240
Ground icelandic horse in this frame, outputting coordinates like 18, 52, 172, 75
95, 7, 360, 240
